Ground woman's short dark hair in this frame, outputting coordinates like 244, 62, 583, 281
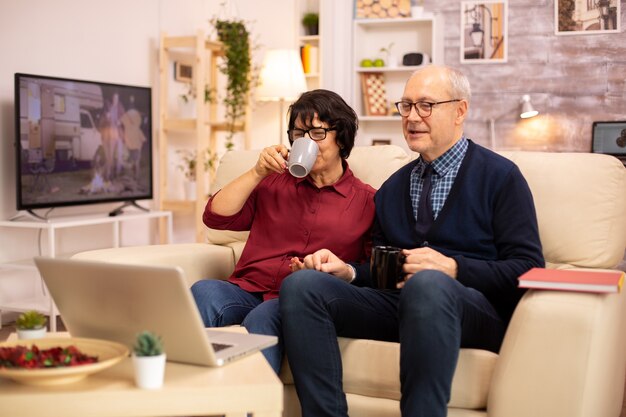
287, 89, 358, 159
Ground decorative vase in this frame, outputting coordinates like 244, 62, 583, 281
132, 353, 166, 389
183, 181, 197, 201
17, 327, 47, 340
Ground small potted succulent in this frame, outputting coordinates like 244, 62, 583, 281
302, 12, 319, 36
131, 331, 166, 389
15, 310, 47, 340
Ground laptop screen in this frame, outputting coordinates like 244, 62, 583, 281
592, 121, 626, 159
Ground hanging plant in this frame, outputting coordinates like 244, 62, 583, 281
211, 17, 255, 152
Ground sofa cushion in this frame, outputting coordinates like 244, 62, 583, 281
280, 338, 497, 410
499, 151, 626, 269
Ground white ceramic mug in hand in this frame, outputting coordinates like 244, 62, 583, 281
288, 137, 319, 178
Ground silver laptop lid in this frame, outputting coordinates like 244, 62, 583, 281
34, 257, 219, 366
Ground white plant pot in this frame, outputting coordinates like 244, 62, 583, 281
387, 54, 398, 68
411, 6, 424, 17
183, 181, 197, 201
17, 327, 47, 340
132, 353, 166, 389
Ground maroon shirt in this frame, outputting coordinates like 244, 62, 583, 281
203, 163, 376, 300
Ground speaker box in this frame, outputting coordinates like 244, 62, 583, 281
402, 53, 430, 66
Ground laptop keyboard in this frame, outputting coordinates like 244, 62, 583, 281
211, 342, 233, 352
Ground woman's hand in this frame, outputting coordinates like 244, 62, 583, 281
210, 144, 288, 216
253, 144, 289, 178
289, 257, 305, 272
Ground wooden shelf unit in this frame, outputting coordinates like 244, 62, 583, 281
352, 15, 443, 148
158, 30, 249, 242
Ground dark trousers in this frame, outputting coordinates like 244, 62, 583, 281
279, 269, 506, 417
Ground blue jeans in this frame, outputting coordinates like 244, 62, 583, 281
190, 280, 283, 374
279, 269, 506, 417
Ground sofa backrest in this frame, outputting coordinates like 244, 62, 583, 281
207, 146, 626, 270
205, 145, 413, 250
499, 151, 626, 270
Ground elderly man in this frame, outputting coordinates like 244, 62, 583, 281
280, 65, 545, 417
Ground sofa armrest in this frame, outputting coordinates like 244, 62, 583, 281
488, 287, 626, 417
71, 243, 236, 287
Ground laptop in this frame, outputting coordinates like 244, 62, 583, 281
33, 257, 277, 367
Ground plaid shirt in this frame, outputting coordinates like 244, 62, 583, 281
410, 137, 468, 221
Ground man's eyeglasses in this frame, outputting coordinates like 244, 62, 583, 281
394, 99, 461, 118
287, 127, 335, 142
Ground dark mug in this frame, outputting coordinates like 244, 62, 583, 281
371, 246, 406, 290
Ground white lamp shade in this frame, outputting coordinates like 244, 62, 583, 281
256, 49, 307, 102
519, 94, 538, 119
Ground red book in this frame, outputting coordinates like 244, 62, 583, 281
518, 268, 624, 293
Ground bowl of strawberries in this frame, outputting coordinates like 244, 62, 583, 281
0, 338, 128, 386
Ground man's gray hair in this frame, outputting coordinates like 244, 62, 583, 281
446, 67, 471, 102
410, 65, 471, 102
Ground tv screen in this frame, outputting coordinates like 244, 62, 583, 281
15, 73, 153, 212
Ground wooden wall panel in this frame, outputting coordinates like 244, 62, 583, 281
425, 0, 626, 152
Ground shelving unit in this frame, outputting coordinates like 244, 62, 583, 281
296, 0, 324, 90
352, 15, 443, 147
0, 211, 173, 331
158, 31, 249, 243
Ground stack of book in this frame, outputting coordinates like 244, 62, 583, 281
518, 268, 624, 293
300, 44, 318, 74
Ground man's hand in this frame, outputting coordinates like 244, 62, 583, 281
289, 249, 354, 282
398, 246, 458, 288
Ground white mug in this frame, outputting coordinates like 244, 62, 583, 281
288, 138, 319, 178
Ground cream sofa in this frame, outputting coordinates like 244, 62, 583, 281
73, 145, 626, 417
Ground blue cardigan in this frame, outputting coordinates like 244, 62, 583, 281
354, 140, 544, 322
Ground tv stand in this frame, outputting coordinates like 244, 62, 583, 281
108, 200, 150, 217
0, 210, 173, 331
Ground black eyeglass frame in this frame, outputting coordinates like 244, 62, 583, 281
287, 127, 336, 142
394, 99, 462, 118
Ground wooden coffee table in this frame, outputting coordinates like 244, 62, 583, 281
0, 333, 282, 417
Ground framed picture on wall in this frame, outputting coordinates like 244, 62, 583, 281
555, 0, 620, 35
460, 1, 508, 64
174, 61, 193, 83
360, 72, 389, 116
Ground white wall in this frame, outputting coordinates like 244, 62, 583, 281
0, 0, 298, 307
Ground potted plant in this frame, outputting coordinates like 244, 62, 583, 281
212, 17, 256, 152
15, 310, 47, 340
302, 12, 319, 36
131, 331, 165, 389
176, 149, 216, 200
179, 84, 215, 118
411, 0, 425, 17
380, 42, 397, 68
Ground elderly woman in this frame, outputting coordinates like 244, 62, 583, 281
191, 89, 375, 373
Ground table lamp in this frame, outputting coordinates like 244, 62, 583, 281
256, 49, 308, 145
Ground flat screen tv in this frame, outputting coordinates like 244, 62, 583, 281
15, 73, 153, 216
